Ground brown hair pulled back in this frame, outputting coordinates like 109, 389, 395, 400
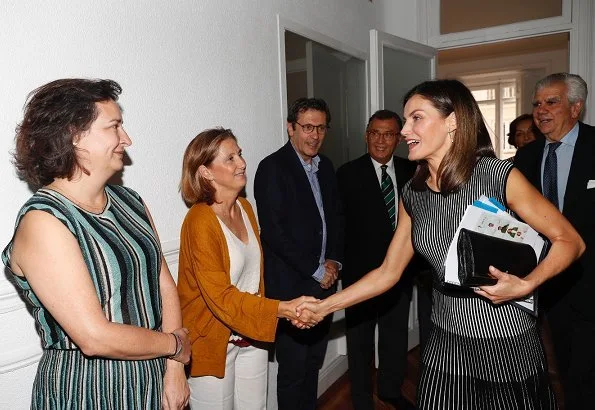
180, 127, 237, 207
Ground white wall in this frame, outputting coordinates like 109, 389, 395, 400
0, 1, 417, 408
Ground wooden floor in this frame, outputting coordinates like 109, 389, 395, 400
317, 347, 420, 410
317, 330, 564, 410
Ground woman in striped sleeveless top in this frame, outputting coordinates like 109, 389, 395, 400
2, 79, 191, 409
296, 79, 584, 409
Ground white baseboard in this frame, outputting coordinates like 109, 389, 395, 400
317, 355, 348, 398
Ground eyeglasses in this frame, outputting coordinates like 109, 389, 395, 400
295, 122, 330, 134
367, 130, 399, 140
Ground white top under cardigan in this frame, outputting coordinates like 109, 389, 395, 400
216, 200, 262, 341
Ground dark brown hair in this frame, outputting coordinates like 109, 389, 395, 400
13, 78, 122, 188
506, 113, 544, 147
180, 127, 237, 207
403, 79, 495, 194
287, 98, 331, 129
367, 109, 402, 130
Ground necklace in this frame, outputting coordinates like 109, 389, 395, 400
46, 184, 108, 214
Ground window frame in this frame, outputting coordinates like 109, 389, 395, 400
464, 72, 522, 158
420, 0, 572, 48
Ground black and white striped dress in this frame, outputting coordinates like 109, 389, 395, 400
402, 157, 556, 409
2, 185, 165, 409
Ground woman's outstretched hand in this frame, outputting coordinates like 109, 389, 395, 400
295, 299, 328, 330
474, 265, 534, 304
294, 301, 326, 330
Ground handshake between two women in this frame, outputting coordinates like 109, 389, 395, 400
277, 261, 340, 329
278, 296, 327, 330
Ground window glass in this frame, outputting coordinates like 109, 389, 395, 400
468, 78, 518, 159
472, 89, 495, 101
501, 86, 517, 156
477, 100, 496, 135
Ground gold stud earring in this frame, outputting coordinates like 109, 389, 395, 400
447, 130, 454, 143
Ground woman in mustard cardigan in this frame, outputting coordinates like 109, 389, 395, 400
177, 127, 319, 409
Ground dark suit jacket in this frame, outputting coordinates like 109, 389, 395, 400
254, 141, 343, 301
514, 122, 595, 320
337, 154, 417, 293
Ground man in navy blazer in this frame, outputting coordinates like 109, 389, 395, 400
514, 73, 595, 409
337, 110, 417, 409
254, 98, 343, 410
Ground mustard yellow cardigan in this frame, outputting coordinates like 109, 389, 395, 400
177, 197, 279, 377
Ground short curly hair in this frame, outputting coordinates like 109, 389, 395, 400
13, 78, 122, 188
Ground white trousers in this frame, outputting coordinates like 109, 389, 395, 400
189, 343, 268, 410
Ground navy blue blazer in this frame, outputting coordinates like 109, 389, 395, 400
254, 141, 344, 300
514, 122, 595, 319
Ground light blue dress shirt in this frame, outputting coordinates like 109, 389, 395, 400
293, 148, 328, 282
540, 122, 579, 212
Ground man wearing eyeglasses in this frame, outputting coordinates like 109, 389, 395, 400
254, 97, 343, 410
336, 109, 418, 410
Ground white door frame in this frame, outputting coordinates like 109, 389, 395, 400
416, 0, 593, 124
369, 29, 436, 353
369, 29, 437, 115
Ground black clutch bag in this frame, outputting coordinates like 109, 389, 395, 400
457, 228, 537, 287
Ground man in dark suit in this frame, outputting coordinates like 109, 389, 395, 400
336, 110, 416, 409
254, 98, 343, 410
514, 73, 595, 409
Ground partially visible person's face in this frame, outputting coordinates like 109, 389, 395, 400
532, 82, 582, 141
287, 109, 328, 163
76, 100, 131, 177
203, 138, 247, 194
401, 95, 454, 164
513, 118, 536, 149
365, 118, 400, 164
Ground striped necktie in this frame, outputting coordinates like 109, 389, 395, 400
543, 141, 562, 209
381, 165, 396, 230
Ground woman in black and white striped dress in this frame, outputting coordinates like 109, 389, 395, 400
297, 79, 584, 409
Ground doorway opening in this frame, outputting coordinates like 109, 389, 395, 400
284, 31, 367, 169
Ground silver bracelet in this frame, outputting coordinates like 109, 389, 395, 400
168, 333, 183, 359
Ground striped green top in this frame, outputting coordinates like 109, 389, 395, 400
2, 185, 163, 349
